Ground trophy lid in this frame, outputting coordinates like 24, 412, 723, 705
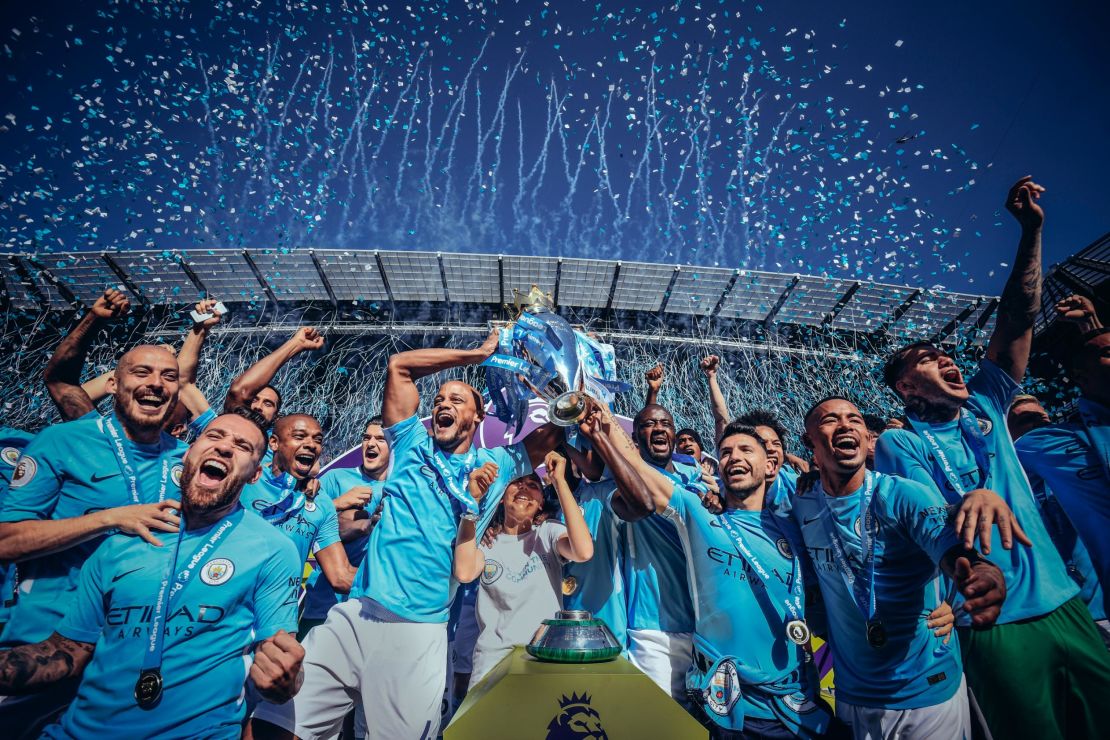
514, 284, 555, 313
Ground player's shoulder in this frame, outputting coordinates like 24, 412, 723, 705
876, 427, 926, 457
1016, 423, 1080, 454
873, 470, 944, 509
163, 433, 189, 457
237, 509, 300, 560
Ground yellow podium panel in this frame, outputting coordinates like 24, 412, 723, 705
446, 647, 708, 739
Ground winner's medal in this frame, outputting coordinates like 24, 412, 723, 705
786, 619, 811, 646
561, 576, 578, 596
866, 620, 887, 649
134, 668, 163, 708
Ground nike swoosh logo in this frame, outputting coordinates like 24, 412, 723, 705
91, 472, 120, 483
112, 567, 143, 583
802, 515, 822, 525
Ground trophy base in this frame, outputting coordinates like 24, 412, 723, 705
548, 391, 587, 427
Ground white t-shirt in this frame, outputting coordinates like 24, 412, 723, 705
469, 520, 567, 687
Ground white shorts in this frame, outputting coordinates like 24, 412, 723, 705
626, 628, 693, 702
836, 675, 971, 740
253, 598, 447, 740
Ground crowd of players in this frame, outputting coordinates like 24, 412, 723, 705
0, 175, 1107, 740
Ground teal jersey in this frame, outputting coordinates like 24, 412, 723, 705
875, 360, 1078, 624
1015, 398, 1110, 619
788, 471, 962, 709
0, 414, 187, 645
767, 466, 799, 510
350, 415, 532, 623
48, 506, 300, 740
622, 458, 700, 633
239, 464, 341, 568
664, 486, 824, 734
302, 467, 386, 620
562, 477, 628, 649
0, 427, 35, 625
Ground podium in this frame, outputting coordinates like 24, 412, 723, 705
445, 647, 708, 739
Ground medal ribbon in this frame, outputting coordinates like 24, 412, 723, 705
815, 471, 878, 624
1077, 399, 1110, 484
716, 511, 804, 625
253, 466, 305, 525
142, 509, 244, 676
906, 409, 991, 500
101, 414, 172, 505
419, 445, 480, 516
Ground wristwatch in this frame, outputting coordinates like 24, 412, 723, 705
460, 511, 479, 523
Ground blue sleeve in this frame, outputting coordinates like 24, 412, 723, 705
885, 478, 960, 564
317, 470, 343, 501
253, 538, 301, 638
663, 483, 696, 521
310, 495, 341, 553
967, 360, 1021, 417
187, 408, 217, 438
0, 427, 66, 523
57, 540, 110, 644
384, 414, 425, 454
874, 430, 944, 494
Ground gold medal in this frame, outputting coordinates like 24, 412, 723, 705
561, 576, 577, 595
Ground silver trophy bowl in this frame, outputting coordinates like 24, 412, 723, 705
526, 610, 623, 663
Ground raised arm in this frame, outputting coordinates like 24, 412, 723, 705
1055, 294, 1103, 334
986, 176, 1045, 382
43, 288, 130, 420
453, 462, 498, 583
700, 355, 730, 444
0, 632, 95, 693
224, 326, 324, 413
577, 404, 653, 522
546, 452, 594, 563
643, 364, 664, 407
586, 403, 675, 514
381, 330, 499, 426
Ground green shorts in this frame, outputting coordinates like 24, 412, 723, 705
959, 596, 1110, 740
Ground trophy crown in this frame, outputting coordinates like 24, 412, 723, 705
513, 284, 555, 314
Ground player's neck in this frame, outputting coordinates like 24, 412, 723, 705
639, 449, 673, 472
360, 464, 388, 481
724, 485, 764, 512
184, 499, 239, 530
436, 435, 473, 456
118, 415, 162, 446
819, 465, 867, 497
907, 396, 961, 424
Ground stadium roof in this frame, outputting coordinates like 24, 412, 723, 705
2, 248, 1000, 346
1035, 230, 1110, 335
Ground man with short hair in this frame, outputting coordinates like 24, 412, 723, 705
677, 427, 719, 476
239, 414, 355, 597
1014, 295, 1110, 624
299, 417, 391, 637
224, 328, 324, 426
624, 402, 700, 702
618, 415, 836, 738
876, 176, 1110, 738
734, 409, 799, 508
796, 397, 1005, 739
251, 332, 561, 740
0, 412, 305, 738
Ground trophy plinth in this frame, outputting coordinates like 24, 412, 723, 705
526, 610, 622, 663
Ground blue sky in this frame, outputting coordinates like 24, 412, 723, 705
1, 0, 1105, 295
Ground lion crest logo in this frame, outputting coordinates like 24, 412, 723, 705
546, 692, 607, 740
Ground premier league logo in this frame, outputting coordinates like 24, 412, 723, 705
200, 558, 235, 586
9, 456, 36, 488
546, 692, 607, 740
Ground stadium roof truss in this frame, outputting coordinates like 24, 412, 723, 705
2, 248, 1002, 347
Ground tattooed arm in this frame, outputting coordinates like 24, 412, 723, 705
987, 176, 1045, 383
0, 632, 95, 693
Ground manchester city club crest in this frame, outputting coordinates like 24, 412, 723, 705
481, 560, 503, 586
977, 417, 993, 435
776, 537, 793, 559
305, 500, 317, 512
1, 447, 20, 466
171, 464, 183, 487
706, 660, 741, 716
200, 558, 235, 586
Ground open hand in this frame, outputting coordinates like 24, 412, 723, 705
925, 601, 955, 643
334, 485, 375, 511
104, 500, 182, 547
955, 489, 1032, 554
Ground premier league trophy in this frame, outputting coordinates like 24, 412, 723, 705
482, 285, 629, 435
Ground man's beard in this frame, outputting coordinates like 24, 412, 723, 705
115, 393, 177, 431
724, 479, 761, 504
180, 466, 243, 516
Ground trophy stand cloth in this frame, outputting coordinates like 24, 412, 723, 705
445, 646, 707, 739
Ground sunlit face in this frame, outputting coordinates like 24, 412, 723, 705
181, 415, 265, 514
1007, 398, 1050, 440
675, 433, 702, 459
501, 474, 544, 524
718, 433, 772, 497
894, 346, 970, 409
108, 346, 180, 434
250, 386, 281, 424
431, 381, 483, 450
635, 407, 675, 466
805, 399, 868, 475
270, 416, 324, 480
361, 423, 390, 475
752, 425, 784, 478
